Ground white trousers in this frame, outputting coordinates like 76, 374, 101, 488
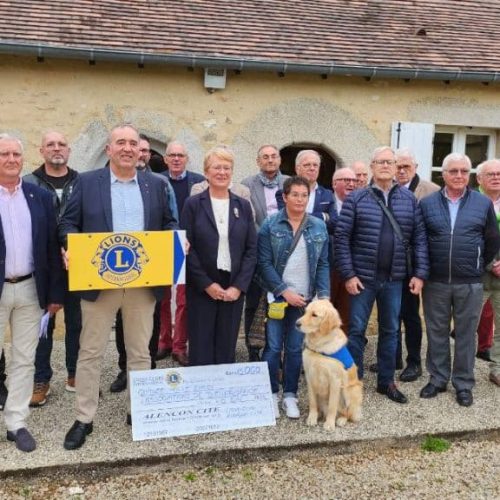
0, 277, 43, 431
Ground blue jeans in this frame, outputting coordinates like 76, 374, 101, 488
262, 305, 304, 395
347, 280, 403, 387
35, 290, 82, 382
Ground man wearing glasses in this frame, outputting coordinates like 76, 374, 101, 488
156, 142, 204, 366
476, 159, 500, 388
393, 149, 439, 383
335, 146, 429, 404
419, 153, 500, 407
330, 167, 358, 331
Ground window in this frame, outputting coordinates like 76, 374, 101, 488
431, 127, 496, 187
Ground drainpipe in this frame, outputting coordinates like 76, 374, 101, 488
0, 41, 499, 83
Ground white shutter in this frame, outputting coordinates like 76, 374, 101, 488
391, 122, 435, 181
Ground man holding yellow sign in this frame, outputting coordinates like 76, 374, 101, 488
59, 124, 178, 451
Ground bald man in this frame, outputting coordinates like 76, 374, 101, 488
351, 161, 369, 188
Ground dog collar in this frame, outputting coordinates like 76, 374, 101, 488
306, 345, 355, 370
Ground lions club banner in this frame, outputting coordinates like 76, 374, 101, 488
67, 230, 186, 291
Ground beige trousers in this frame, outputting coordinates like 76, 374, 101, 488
0, 278, 43, 431
76, 288, 155, 423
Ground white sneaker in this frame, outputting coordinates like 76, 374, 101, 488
282, 397, 300, 419
272, 393, 280, 418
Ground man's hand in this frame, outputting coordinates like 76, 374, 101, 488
492, 260, 500, 278
184, 239, 190, 255
345, 277, 364, 295
281, 290, 307, 308
223, 286, 241, 302
47, 303, 63, 316
205, 282, 225, 300
409, 277, 424, 295
61, 247, 69, 270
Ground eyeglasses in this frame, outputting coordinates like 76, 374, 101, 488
167, 153, 186, 159
299, 162, 320, 169
373, 159, 396, 166
210, 165, 232, 172
445, 169, 470, 176
396, 164, 414, 171
287, 192, 309, 199
335, 178, 357, 184
484, 171, 500, 178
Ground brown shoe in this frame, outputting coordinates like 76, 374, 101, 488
489, 373, 500, 387
65, 377, 76, 393
172, 352, 189, 366
30, 382, 50, 407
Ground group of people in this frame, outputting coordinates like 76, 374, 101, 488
0, 124, 498, 454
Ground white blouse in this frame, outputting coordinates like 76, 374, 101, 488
210, 197, 231, 272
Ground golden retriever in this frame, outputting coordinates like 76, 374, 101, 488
297, 299, 363, 430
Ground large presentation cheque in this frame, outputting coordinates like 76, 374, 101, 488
130, 362, 276, 441
67, 230, 186, 291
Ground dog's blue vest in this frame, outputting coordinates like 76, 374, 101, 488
321, 346, 355, 370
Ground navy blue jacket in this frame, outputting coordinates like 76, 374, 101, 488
58, 167, 178, 301
180, 189, 257, 294
420, 188, 500, 283
335, 184, 429, 285
0, 182, 65, 309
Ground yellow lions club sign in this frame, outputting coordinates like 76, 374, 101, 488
67, 230, 186, 291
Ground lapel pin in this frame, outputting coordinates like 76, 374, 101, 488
234, 207, 239, 218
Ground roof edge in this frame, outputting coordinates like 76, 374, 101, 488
0, 41, 499, 83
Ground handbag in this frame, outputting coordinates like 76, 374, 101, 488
369, 188, 414, 277
248, 291, 268, 349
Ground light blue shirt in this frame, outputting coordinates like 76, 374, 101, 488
110, 171, 144, 232
444, 188, 465, 231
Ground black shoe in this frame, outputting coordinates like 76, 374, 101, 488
369, 363, 378, 373
0, 381, 7, 411
110, 371, 127, 393
376, 383, 408, 404
7, 427, 36, 452
420, 382, 447, 399
126, 413, 132, 426
155, 348, 172, 361
248, 348, 260, 362
476, 350, 491, 362
399, 364, 422, 382
456, 389, 473, 407
63, 420, 93, 450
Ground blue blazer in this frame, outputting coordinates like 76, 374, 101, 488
276, 184, 337, 234
180, 189, 257, 294
0, 182, 65, 309
59, 167, 178, 301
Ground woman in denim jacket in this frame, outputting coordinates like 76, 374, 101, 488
257, 176, 330, 419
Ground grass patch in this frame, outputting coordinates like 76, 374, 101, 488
421, 435, 451, 453
183, 472, 197, 482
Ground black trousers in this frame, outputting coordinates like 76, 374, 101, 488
397, 279, 423, 366
187, 271, 244, 366
115, 302, 161, 371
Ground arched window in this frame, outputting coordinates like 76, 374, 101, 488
279, 143, 338, 189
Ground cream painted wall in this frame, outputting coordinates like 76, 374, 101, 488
1, 55, 499, 181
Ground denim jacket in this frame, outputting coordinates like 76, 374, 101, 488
257, 209, 330, 300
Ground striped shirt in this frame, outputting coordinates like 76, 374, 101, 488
110, 171, 144, 232
0, 180, 34, 278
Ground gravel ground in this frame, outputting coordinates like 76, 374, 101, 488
0, 436, 498, 499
